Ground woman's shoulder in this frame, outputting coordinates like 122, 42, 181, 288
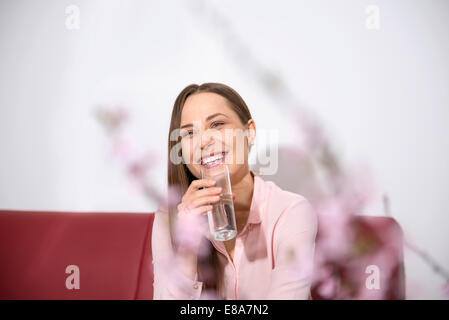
152, 205, 174, 259
258, 176, 316, 229
259, 175, 309, 209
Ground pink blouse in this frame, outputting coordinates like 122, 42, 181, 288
152, 170, 318, 300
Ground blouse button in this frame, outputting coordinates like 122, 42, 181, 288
193, 283, 199, 289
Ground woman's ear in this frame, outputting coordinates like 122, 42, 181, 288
246, 119, 256, 145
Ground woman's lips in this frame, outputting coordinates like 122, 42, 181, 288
201, 152, 228, 168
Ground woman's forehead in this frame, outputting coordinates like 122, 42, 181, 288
181, 92, 236, 123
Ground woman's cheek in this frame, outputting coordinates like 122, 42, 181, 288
233, 135, 248, 166
181, 140, 196, 164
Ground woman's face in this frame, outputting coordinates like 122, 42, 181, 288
179, 92, 255, 182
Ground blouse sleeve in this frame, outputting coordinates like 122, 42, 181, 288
151, 209, 204, 300
266, 199, 318, 300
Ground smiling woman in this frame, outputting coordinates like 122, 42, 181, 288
152, 82, 318, 300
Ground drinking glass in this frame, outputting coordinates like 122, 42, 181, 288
200, 163, 237, 241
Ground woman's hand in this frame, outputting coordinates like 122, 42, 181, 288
177, 179, 222, 219
174, 179, 224, 280
174, 179, 225, 255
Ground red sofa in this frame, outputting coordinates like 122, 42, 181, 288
0, 210, 404, 299
0, 210, 154, 299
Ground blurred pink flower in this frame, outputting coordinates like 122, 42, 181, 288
317, 273, 339, 299
442, 281, 449, 298
111, 133, 136, 164
173, 210, 210, 258
95, 105, 129, 133
315, 197, 354, 260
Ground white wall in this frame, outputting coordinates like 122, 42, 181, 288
0, 0, 448, 299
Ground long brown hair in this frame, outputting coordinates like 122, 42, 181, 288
166, 82, 253, 298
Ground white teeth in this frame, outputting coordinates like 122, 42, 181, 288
202, 153, 225, 165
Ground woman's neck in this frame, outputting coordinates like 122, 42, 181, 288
231, 170, 254, 224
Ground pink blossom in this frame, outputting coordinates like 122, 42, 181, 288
442, 281, 449, 298
173, 210, 210, 258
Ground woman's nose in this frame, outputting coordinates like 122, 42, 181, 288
200, 131, 214, 149
201, 139, 214, 151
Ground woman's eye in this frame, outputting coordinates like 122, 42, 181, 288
181, 123, 223, 137
181, 130, 194, 137
211, 122, 224, 128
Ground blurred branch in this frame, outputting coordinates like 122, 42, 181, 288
383, 194, 449, 283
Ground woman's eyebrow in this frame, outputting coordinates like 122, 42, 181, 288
180, 112, 229, 129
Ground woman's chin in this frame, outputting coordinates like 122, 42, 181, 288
226, 163, 248, 178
